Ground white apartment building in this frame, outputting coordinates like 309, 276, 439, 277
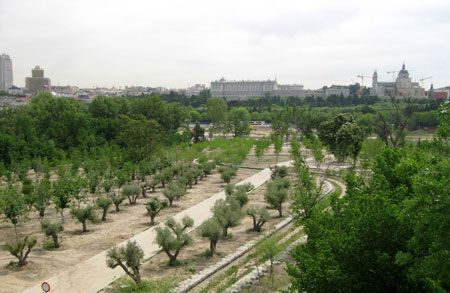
0, 54, 13, 90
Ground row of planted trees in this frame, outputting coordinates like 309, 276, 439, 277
105, 165, 292, 286
0, 155, 224, 267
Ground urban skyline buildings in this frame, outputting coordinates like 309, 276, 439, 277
0, 53, 13, 90
25, 65, 51, 94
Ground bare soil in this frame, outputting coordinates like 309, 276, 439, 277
0, 142, 290, 293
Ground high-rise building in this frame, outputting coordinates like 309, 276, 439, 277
25, 65, 51, 94
0, 53, 13, 90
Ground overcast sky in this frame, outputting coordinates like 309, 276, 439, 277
1, 0, 449, 89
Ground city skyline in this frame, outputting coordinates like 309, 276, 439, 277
1, 0, 449, 89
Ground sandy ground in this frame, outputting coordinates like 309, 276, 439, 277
0, 142, 290, 293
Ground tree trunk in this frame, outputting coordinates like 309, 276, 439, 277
222, 226, 228, 237
52, 234, 59, 248
102, 208, 107, 221
278, 205, 283, 217
150, 215, 155, 226
210, 240, 217, 255
82, 221, 87, 232
61, 209, 65, 224
115, 203, 120, 212
39, 209, 45, 218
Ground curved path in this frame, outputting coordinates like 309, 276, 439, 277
23, 161, 292, 293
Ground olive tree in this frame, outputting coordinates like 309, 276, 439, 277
3, 236, 37, 266
106, 240, 144, 285
33, 178, 52, 218
70, 205, 97, 232
212, 198, 242, 237
96, 197, 113, 221
122, 184, 141, 205
155, 216, 194, 266
109, 192, 126, 212
145, 197, 168, 226
199, 218, 222, 256
246, 207, 270, 232
41, 220, 64, 248
0, 185, 27, 237
264, 178, 290, 217
162, 182, 186, 206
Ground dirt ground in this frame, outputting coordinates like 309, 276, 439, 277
0, 139, 290, 293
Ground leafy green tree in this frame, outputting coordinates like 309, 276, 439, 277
212, 198, 242, 237
159, 168, 173, 188
70, 205, 97, 232
53, 176, 73, 223
206, 97, 228, 137
0, 185, 27, 237
122, 184, 141, 205
162, 182, 186, 206
246, 207, 270, 232
272, 135, 284, 162
270, 165, 288, 180
437, 100, 449, 140
155, 216, 194, 266
33, 178, 52, 218
149, 175, 160, 192
199, 218, 222, 255
96, 197, 113, 221
264, 178, 290, 217
228, 107, 251, 137
145, 197, 168, 226
257, 238, 281, 277
41, 220, 64, 248
106, 240, 144, 285
3, 236, 37, 266
192, 122, 205, 143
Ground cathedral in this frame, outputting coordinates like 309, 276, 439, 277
371, 63, 426, 98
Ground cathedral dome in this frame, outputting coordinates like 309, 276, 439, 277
398, 63, 409, 78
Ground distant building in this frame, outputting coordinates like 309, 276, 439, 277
432, 86, 450, 100
0, 53, 13, 90
52, 85, 79, 96
7, 85, 23, 95
371, 63, 425, 98
210, 78, 304, 101
186, 84, 207, 96
25, 66, 51, 94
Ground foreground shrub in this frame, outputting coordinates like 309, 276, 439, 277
3, 236, 37, 266
107, 240, 144, 285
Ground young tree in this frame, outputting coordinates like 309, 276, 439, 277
229, 107, 251, 137
145, 197, 168, 226
206, 97, 228, 138
150, 175, 160, 192
212, 198, 242, 237
159, 168, 173, 188
70, 205, 97, 232
96, 197, 113, 221
246, 207, 270, 232
264, 178, 290, 217
106, 240, 144, 285
0, 185, 27, 237
270, 165, 289, 180
257, 238, 281, 277
192, 122, 205, 143
155, 216, 194, 266
3, 236, 37, 266
109, 192, 126, 212
52, 176, 73, 224
33, 178, 52, 218
199, 218, 222, 256
122, 184, 141, 205
273, 135, 284, 162
41, 220, 64, 248
162, 182, 186, 206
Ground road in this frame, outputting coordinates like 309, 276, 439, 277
23, 161, 292, 293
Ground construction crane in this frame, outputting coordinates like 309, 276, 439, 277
357, 75, 372, 87
387, 71, 398, 82
419, 76, 432, 87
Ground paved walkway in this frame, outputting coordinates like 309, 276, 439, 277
23, 161, 292, 293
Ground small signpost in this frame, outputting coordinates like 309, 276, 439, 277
41, 281, 51, 292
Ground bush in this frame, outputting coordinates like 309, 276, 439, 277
109, 192, 126, 212
70, 205, 97, 232
155, 216, 194, 266
225, 183, 253, 207
96, 197, 113, 221
122, 184, 141, 205
3, 236, 37, 266
106, 240, 144, 285
145, 197, 168, 226
270, 165, 289, 180
199, 218, 222, 256
246, 207, 270, 232
41, 220, 64, 248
